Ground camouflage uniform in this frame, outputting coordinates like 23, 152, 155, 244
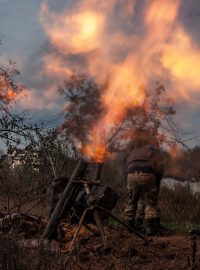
135, 145, 164, 224
125, 172, 158, 221
124, 141, 164, 234
135, 197, 145, 221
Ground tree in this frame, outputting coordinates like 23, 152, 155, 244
0, 48, 56, 212
164, 146, 200, 181
0, 127, 79, 213
0, 57, 36, 146
59, 73, 184, 153
58, 73, 103, 149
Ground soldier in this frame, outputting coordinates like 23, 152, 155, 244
124, 129, 164, 236
135, 138, 164, 229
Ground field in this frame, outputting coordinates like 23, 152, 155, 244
1, 184, 200, 269
0, 226, 200, 270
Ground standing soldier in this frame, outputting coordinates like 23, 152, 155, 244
135, 137, 164, 229
124, 129, 164, 236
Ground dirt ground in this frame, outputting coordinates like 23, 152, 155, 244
60, 225, 200, 270
1, 224, 200, 270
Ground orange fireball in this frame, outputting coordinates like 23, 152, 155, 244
39, 0, 200, 162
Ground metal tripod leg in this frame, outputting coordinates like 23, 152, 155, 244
82, 222, 99, 236
93, 209, 106, 246
96, 206, 149, 243
84, 183, 106, 247
69, 207, 90, 252
69, 206, 107, 253
73, 212, 99, 236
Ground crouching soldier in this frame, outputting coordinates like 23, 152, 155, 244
124, 130, 165, 236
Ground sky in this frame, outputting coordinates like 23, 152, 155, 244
0, 0, 63, 125
0, 0, 200, 148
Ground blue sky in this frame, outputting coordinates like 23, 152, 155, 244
0, 0, 200, 147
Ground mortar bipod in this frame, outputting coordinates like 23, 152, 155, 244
69, 180, 150, 253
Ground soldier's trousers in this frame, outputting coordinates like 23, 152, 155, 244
124, 172, 159, 221
136, 184, 161, 221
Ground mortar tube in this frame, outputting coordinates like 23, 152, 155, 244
93, 163, 104, 181
42, 157, 90, 239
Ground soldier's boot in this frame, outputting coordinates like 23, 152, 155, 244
126, 219, 135, 232
126, 219, 146, 233
144, 218, 157, 236
134, 218, 145, 233
154, 217, 173, 236
135, 218, 143, 228
145, 217, 172, 236
126, 219, 137, 233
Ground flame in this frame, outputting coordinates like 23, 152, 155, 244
40, 3, 105, 55
0, 72, 17, 102
162, 28, 200, 99
81, 141, 107, 163
6, 89, 16, 100
39, 0, 200, 161
169, 145, 184, 159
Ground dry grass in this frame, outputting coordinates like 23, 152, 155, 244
1, 183, 200, 269
1, 230, 199, 270
159, 185, 200, 228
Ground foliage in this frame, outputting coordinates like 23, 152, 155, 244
0, 58, 38, 146
164, 146, 200, 181
160, 184, 200, 226
59, 73, 102, 147
107, 83, 178, 151
0, 129, 78, 213
59, 73, 184, 153
24, 128, 77, 178
0, 49, 79, 213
